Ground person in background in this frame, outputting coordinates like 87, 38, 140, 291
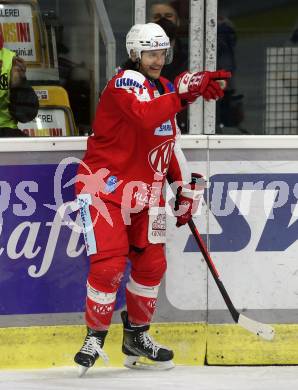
290, 24, 298, 44
216, 15, 245, 132
0, 35, 39, 137
151, 2, 245, 133
150, 1, 188, 82
150, 1, 189, 132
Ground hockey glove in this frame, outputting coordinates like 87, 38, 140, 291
174, 173, 206, 227
9, 81, 39, 123
174, 70, 231, 103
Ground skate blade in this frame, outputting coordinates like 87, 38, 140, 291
77, 365, 89, 377
124, 356, 175, 370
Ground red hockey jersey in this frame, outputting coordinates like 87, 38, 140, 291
77, 69, 191, 208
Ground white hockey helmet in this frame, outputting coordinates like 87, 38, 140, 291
126, 23, 171, 60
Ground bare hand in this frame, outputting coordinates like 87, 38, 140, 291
10, 56, 26, 87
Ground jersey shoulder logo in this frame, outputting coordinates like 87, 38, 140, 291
148, 139, 175, 175
115, 70, 146, 91
115, 77, 143, 89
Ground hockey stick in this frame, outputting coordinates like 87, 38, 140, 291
188, 218, 275, 341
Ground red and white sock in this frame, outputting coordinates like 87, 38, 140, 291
125, 276, 160, 325
85, 281, 117, 330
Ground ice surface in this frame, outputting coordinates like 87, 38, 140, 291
0, 366, 298, 390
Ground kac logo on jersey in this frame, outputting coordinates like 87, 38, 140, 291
148, 139, 175, 175
154, 120, 173, 136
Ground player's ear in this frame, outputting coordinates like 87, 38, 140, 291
130, 50, 138, 62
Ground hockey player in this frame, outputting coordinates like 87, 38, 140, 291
74, 23, 230, 375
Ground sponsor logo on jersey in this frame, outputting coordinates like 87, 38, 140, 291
154, 120, 173, 136
115, 77, 143, 90
105, 175, 118, 193
148, 139, 175, 175
133, 183, 161, 207
152, 213, 166, 232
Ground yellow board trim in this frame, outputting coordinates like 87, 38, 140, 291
0, 323, 206, 369
1, 323, 298, 369
207, 324, 298, 365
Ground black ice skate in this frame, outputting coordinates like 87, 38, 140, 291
74, 327, 108, 377
121, 311, 174, 370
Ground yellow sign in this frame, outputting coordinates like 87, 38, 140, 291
0, 4, 36, 61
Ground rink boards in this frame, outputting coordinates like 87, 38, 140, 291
0, 135, 298, 367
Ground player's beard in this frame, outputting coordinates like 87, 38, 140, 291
139, 65, 162, 80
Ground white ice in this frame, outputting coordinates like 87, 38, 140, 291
0, 366, 298, 390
